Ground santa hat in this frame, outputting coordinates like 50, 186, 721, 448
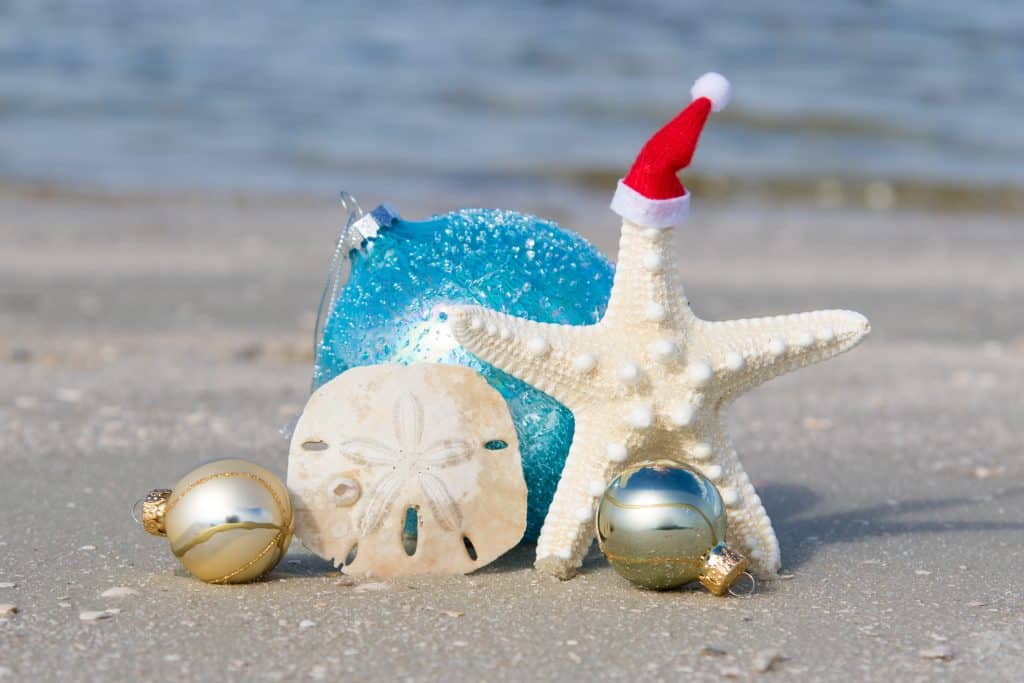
610, 72, 731, 229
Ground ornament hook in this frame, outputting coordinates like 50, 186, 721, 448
310, 192, 367, 380
727, 571, 757, 598
130, 497, 145, 525
338, 191, 364, 221
310, 192, 402, 392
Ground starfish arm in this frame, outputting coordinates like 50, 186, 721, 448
533, 415, 619, 579
700, 418, 782, 576
449, 306, 594, 408
603, 221, 697, 328
694, 309, 869, 399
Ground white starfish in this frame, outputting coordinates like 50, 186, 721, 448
450, 220, 869, 579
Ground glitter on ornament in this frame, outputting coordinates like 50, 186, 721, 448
314, 203, 614, 539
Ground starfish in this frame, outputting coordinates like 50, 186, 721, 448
449, 74, 870, 579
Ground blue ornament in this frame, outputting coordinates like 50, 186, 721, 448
313, 197, 613, 540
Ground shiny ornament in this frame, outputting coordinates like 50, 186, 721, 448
313, 197, 613, 540
288, 363, 527, 576
595, 461, 747, 594
451, 74, 869, 579
140, 459, 294, 584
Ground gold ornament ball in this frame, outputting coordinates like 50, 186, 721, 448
595, 460, 747, 594
141, 459, 294, 584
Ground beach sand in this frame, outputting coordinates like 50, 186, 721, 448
0, 186, 1021, 680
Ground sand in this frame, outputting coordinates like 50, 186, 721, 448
0, 186, 1021, 681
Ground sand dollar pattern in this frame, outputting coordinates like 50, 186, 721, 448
339, 392, 475, 537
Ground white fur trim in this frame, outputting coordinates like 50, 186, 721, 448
690, 72, 731, 112
610, 180, 690, 229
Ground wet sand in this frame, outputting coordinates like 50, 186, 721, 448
1, 186, 1021, 681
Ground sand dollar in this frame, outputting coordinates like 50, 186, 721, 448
287, 363, 527, 576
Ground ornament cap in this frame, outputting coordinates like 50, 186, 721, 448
698, 542, 749, 596
141, 488, 172, 536
350, 203, 402, 243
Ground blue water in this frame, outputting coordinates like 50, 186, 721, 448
1, 0, 1021, 196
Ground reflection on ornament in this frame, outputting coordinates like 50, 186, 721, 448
314, 202, 613, 540
140, 459, 294, 584
596, 461, 747, 594
288, 363, 527, 576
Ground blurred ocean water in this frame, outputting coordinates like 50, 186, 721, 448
0, 0, 1021, 206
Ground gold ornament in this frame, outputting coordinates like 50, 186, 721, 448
595, 460, 748, 595
140, 459, 294, 584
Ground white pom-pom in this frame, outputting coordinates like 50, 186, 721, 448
690, 72, 731, 112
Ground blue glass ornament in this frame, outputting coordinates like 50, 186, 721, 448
313, 195, 613, 540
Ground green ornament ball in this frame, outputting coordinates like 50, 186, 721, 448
596, 460, 747, 594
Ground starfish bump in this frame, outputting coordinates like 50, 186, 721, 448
450, 220, 869, 579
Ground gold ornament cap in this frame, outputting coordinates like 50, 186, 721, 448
698, 542, 749, 596
141, 488, 172, 537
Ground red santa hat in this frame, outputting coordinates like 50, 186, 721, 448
610, 72, 731, 229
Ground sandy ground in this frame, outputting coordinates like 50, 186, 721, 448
0, 186, 1022, 681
